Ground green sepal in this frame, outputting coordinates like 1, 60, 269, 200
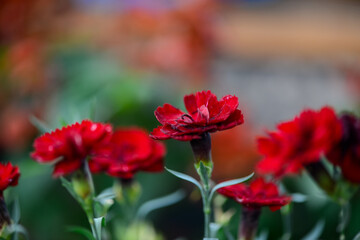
195, 161, 213, 191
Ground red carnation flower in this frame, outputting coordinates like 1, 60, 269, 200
31, 120, 112, 177
89, 128, 165, 179
256, 107, 342, 178
0, 162, 20, 195
217, 178, 291, 211
150, 90, 244, 141
327, 114, 360, 183
0, 162, 20, 228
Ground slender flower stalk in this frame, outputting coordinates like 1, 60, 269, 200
239, 207, 261, 240
256, 107, 342, 179
71, 160, 100, 239
190, 132, 213, 238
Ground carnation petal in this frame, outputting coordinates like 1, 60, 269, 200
154, 104, 184, 125
216, 109, 244, 131
150, 126, 171, 140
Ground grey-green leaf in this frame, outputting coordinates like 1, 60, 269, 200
12, 198, 20, 224
94, 187, 116, 202
60, 177, 84, 206
29, 115, 51, 133
256, 231, 269, 240
7, 224, 29, 240
301, 220, 325, 240
136, 189, 185, 219
353, 232, 360, 240
94, 217, 104, 240
291, 193, 308, 203
165, 167, 202, 191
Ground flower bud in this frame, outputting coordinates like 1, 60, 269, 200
190, 132, 212, 166
72, 170, 92, 200
114, 179, 141, 205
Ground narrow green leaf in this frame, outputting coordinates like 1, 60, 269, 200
165, 167, 202, 191
94, 217, 104, 240
302, 220, 325, 240
337, 203, 351, 233
7, 224, 29, 240
222, 226, 235, 240
12, 198, 20, 224
60, 177, 84, 206
291, 193, 307, 203
209, 222, 221, 238
353, 232, 360, 240
256, 231, 269, 240
67, 226, 96, 240
11, 198, 21, 240
94, 188, 116, 202
29, 115, 51, 133
136, 190, 185, 219
209, 173, 254, 202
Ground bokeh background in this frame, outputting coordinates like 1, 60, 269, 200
1, 0, 360, 239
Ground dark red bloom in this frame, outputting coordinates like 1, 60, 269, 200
0, 162, 20, 195
217, 178, 291, 211
31, 120, 112, 177
0, 162, 20, 229
90, 128, 165, 179
327, 114, 360, 183
150, 90, 244, 141
256, 107, 342, 178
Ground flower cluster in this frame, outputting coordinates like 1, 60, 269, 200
256, 107, 360, 185
31, 120, 113, 177
256, 107, 343, 178
31, 120, 165, 179
89, 128, 165, 179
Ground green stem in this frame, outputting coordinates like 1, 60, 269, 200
338, 201, 350, 240
202, 187, 211, 238
280, 205, 291, 240
238, 207, 261, 240
83, 161, 99, 240
197, 162, 213, 238
190, 133, 214, 239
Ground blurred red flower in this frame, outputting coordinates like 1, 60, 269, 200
256, 107, 342, 178
0, 162, 20, 194
113, 0, 217, 84
0, 162, 20, 228
31, 120, 112, 177
150, 90, 244, 141
327, 114, 360, 183
90, 128, 165, 179
217, 178, 291, 211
